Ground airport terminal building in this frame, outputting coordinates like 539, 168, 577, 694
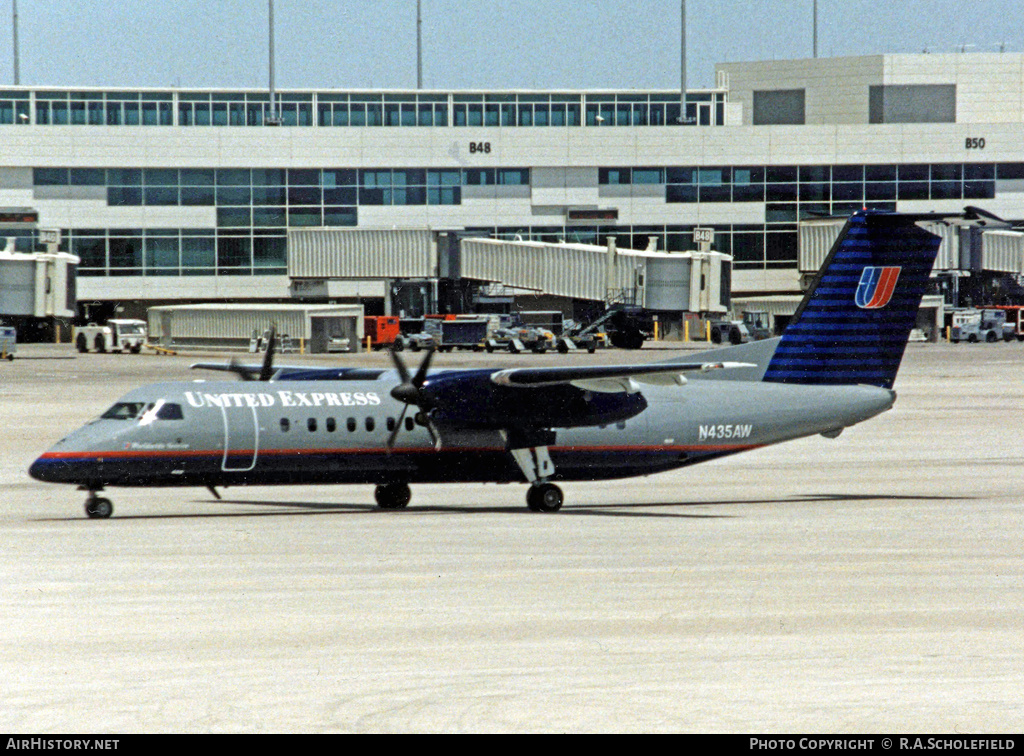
2, 52, 1023, 320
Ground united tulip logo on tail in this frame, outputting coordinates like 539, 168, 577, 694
855, 266, 901, 309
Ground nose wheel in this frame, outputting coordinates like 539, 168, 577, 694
526, 482, 563, 513
84, 492, 113, 519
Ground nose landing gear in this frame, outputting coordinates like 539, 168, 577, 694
83, 489, 113, 519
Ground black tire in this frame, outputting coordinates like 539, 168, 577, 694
710, 327, 723, 345
986, 331, 997, 343
76, 334, 88, 353
85, 497, 113, 519
527, 483, 563, 513
375, 483, 411, 510
94, 334, 106, 353
729, 326, 743, 345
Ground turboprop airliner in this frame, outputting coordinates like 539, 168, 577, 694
30, 209, 965, 518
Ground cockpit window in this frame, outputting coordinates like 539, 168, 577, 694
155, 403, 184, 420
101, 402, 150, 420
101, 401, 184, 421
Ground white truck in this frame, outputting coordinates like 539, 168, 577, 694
74, 319, 148, 353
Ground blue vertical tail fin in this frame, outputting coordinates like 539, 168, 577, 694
762, 210, 942, 389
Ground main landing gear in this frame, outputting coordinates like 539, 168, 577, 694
83, 489, 113, 519
512, 445, 564, 512
526, 482, 564, 512
375, 482, 412, 510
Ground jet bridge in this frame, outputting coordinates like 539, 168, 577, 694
286, 228, 731, 313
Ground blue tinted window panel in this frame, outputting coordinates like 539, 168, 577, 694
323, 187, 356, 205
253, 208, 287, 227
34, 168, 69, 186
250, 186, 286, 205
832, 183, 864, 202
963, 164, 994, 181
217, 207, 251, 227
865, 182, 896, 200
288, 187, 321, 205
108, 187, 142, 206
930, 181, 961, 199
699, 185, 731, 202
250, 169, 285, 186
666, 185, 697, 203
181, 187, 215, 205
963, 181, 995, 199
217, 187, 252, 205
766, 184, 798, 201
897, 182, 929, 200
145, 169, 178, 186
324, 207, 357, 226
288, 207, 322, 226
217, 169, 251, 186
732, 184, 765, 202
144, 187, 179, 205
253, 236, 287, 266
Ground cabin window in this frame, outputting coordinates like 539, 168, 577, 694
405, 416, 414, 431
386, 417, 396, 432
326, 417, 336, 432
346, 417, 356, 432
307, 418, 317, 432
365, 417, 375, 432
280, 418, 290, 432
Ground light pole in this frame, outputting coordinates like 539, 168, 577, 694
267, 0, 280, 124
12, 0, 20, 85
416, 0, 423, 89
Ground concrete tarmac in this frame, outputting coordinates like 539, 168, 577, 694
1, 342, 1022, 733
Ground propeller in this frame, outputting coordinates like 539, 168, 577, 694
227, 325, 277, 381
386, 345, 438, 450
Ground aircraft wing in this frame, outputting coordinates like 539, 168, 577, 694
489, 361, 755, 393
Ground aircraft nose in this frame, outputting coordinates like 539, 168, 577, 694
29, 454, 62, 482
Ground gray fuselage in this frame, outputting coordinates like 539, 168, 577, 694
30, 373, 895, 490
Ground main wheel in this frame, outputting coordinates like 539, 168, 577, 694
526, 483, 563, 513
76, 334, 89, 353
94, 334, 107, 352
85, 497, 113, 519
375, 482, 411, 510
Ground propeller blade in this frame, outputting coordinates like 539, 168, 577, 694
228, 357, 253, 381
410, 345, 435, 388
386, 404, 409, 452
388, 345, 412, 384
258, 326, 277, 382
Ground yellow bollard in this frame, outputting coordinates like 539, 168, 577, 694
705, 320, 711, 341
684, 320, 690, 342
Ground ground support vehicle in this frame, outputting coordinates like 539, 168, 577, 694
423, 317, 489, 352
949, 309, 1004, 343
709, 310, 773, 345
74, 319, 147, 353
364, 316, 402, 350
486, 325, 555, 353
0, 326, 15, 360
985, 306, 1024, 341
